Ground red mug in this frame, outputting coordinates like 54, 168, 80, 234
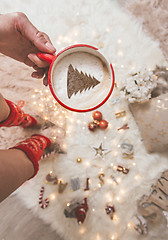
38, 44, 115, 112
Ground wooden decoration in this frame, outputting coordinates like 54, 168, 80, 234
138, 170, 168, 223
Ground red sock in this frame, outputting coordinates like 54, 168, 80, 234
0, 99, 37, 128
10, 134, 51, 179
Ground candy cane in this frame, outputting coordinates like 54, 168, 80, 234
39, 186, 50, 209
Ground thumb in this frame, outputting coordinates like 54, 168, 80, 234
33, 31, 56, 53
17, 13, 56, 53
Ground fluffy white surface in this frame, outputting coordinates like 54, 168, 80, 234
0, 0, 168, 240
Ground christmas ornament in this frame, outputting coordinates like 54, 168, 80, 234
84, 178, 90, 191
92, 111, 102, 121
45, 171, 58, 185
77, 157, 82, 163
91, 143, 111, 160
117, 165, 129, 174
88, 122, 98, 131
71, 177, 80, 191
39, 186, 50, 209
115, 111, 126, 118
58, 180, 68, 193
99, 120, 108, 130
105, 204, 115, 220
117, 123, 129, 131
88, 111, 108, 131
67, 64, 100, 99
132, 215, 148, 235
64, 198, 88, 224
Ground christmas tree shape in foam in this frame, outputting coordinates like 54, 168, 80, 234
67, 64, 100, 99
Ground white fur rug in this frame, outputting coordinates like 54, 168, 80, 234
0, 0, 168, 240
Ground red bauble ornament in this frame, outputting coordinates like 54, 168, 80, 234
88, 122, 98, 131
99, 120, 108, 129
92, 111, 102, 121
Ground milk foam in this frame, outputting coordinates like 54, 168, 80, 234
52, 52, 111, 110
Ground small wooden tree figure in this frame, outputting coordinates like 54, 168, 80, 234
67, 64, 100, 99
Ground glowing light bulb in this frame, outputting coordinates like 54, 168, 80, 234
113, 151, 118, 157
92, 208, 95, 212
49, 193, 56, 200
127, 222, 132, 229
134, 175, 141, 180
116, 196, 120, 202
116, 178, 121, 184
79, 227, 86, 234
113, 215, 119, 223
118, 50, 123, 57
85, 161, 90, 167
120, 189, 125, 195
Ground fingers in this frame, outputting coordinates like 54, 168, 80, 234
34, 31, 56, 53
28, 53, 49, 68
15, 12, 56, 53
32, 66, 49, 86
43, 74, 49, 86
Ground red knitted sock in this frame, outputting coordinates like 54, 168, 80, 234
10, 134, 51, 179
0, 99, 37, 128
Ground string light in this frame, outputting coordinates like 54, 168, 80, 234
49, 193, 56, 200
127, 222, 132, 229
111, 233, 118, 240
116, 196, 120, 202
79, 227, 86, 235
118, 50, 123, 57
116, 178, 121, 184
134, 175, 141, 180
113, 215, 119, 223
